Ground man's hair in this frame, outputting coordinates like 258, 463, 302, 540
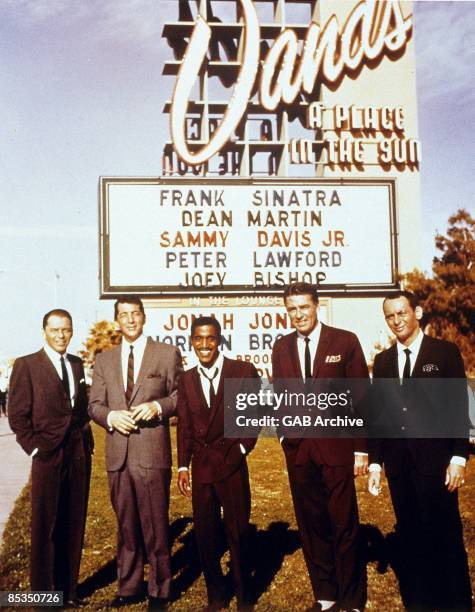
114, 295, 145, 320
383, 290, 419, 311
191, 316, 222, 338
283, 282, 319, 305
42, 309, 73, 329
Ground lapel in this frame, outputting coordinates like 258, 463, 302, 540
313, 323, 331, 378
191, 366, 210, 416
69, 356, 81, 401
288, 332, 303, 379
206, 355, 228, 433
130, 337, 154, 405
111, 345, 124, 396
38, 349, 63, 393
384, 344, 403, 404
411, 334, 430, 377
386, 344, 399, 378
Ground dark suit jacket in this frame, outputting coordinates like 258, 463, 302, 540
8, 349, 91, 456
177, 357, 260, 484
272, 324, 369, 466
88, 338, 182, 471
369, 334, 470, 476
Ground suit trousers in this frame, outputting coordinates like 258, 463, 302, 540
387, 449, 472, 612
30, 429, 90, 600
108, 461, 171, 599
192, 463, 251, 607
286, 441, 366, 610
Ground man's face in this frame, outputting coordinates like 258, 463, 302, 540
284, 293, 319, 336
191, 324, 220, 367
116, 302, 145, 343
43, 315, 73, 355
383, 296, 422, 345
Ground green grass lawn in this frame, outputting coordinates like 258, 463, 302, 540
1, 424, 474, 610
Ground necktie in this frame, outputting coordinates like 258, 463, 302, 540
125, 345, 134, 405
304, 337, 312, 380
201, 367, 219, 409
60, 356, 70, 399
402, 348, 411, 382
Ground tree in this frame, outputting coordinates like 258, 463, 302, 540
79, 320, 121, 378
403, 209, 475, 375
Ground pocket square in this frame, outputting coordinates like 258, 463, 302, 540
422, 363, 439, 373
325, 355, 341, 363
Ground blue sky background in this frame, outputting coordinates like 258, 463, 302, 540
0, 1, 474, 358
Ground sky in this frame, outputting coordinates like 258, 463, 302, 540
0, 0, 474, 359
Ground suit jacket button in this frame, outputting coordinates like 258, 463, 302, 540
402, 407, 408, 412
401, 426, 406, 431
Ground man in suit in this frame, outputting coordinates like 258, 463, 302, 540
177, 316, 260, 610
272, 282, 368, 612
368, 291, 472, 611
88, 296, 182, 609
8, 309, 93, 606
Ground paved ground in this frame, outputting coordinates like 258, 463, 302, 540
0, 416, 31, 540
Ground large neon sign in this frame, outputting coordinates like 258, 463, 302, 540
170, 0, 413, 166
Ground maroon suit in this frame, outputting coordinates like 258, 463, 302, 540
8, 349, 93, 601
177, 357, 259, 608
272, 324, 368, 610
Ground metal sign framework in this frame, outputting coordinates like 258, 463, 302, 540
161, 0, 415, 177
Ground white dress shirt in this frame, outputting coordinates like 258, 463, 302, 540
43, 343, 75, 405
296, 322, 321, 380
121, 334, 148, 389
396, 329, 424, 380
197, 352, 224, 408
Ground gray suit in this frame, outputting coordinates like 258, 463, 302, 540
89, 337, 182, 599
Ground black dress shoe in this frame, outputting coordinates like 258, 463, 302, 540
148, 596, 168, 610
111, 594, 144, 607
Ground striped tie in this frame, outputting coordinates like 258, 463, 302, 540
125, 345, 134, 405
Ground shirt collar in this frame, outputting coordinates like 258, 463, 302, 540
396, 329, 424, 356
121, 333, 147, 352
199, 352, 224, 379
43, 343, 67, 363
297, 320, 322, 343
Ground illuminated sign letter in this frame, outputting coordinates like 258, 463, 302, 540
171, 0, 260, 165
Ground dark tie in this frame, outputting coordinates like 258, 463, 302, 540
201, 367, 219, 409
304, 337, 312, 380
402, 348, 411, 382
125, 345, 134, 405
60, 356, 70, 399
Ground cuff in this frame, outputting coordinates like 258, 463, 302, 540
450, 456, 466, 467
354, 452, 368, 456
178, 466, 189, 472
368, 463, 382, 472
239, 443, 246, 455
154, 401, 163, 419
106, 412, 114, 432
31, 448, 38, 457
